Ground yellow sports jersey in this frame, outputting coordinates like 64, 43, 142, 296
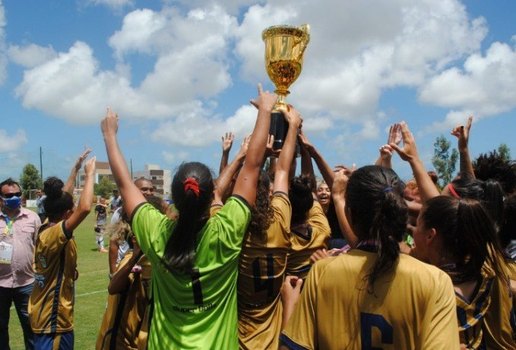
482, 256, 516, 349
238, 192, 291, 350
281, 250, 460, 349
455, 265, 495, 349
29, 221, 77, 333
96, 252, 152, 350
287, 201, 330, 279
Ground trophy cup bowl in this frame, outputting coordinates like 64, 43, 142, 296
263, 24, 310, 149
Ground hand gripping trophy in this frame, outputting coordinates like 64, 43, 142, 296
262, 24, 310, 149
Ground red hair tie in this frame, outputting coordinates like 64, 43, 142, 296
447, 183, 460, 199
184, 177, 200, 197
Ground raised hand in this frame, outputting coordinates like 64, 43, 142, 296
389, 122, 419, 163
84, 156, 96, 176
279, 104, 302, 128
236, 134, 251, 158
250, 83, 277, 112
74, 148, 92, 171
221, 132, 234, 153
265, 134, 281, 158
450, 116, 473, 152
101, 107, 119, 136
388, 123, 402, 146
332, 168, 352, 197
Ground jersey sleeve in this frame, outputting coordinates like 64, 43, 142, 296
131, 203, 172, 258
308, 202, 331, 236
271, 192, 292, 239
420, 270, 460, 349
280, 260, 325, 350
209, 195, 251, 251
37, 221, 71, 253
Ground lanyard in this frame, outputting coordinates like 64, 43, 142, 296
2, 216, 16, 236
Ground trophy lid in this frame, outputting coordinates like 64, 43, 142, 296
262, 24, 310, 43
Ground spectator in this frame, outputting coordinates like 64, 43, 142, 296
0, 178, 41, 350
35, 189, 47, 223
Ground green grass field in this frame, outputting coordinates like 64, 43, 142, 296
8, 211, 111, 350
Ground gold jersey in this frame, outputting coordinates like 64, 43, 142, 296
238, 193, 291, 350
287, 201, 330, 279
96, 252, 152, 350
281, 250, 460, 349
29, 221, 77, 333
482, 257, 516, 349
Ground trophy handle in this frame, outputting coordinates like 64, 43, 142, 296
294, 24, 310, 61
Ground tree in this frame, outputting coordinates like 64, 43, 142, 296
432, 135, 458, 188
94, 176, 116, 199
20, 163, 43, 198
497, 143, 511, 161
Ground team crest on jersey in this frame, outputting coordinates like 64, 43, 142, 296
34, 273, 45, 288
38, 254, 48, 268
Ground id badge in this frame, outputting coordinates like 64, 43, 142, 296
0, 241, 13, 265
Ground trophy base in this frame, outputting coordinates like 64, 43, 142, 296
270, 111, 288, 150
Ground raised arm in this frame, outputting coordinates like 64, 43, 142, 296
232, 85, 276, 205
332, 168, 358, 247
63, 148, 91, 194
213, 135, 250, 205
64, 157, 96, 232
273, 106, 302, 193
218, 132, 234, 175
108, 244, 143, 294
390, 122, 440, 202
451, 116, 474, 177
298, 130, 316, 192
101, 108, 146, 217
298, 131, 334, 188
375, 123, 401, 169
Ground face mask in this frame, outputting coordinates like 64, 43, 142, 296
2, 196, 22, 210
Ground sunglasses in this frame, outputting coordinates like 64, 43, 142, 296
1, 192, 22, 199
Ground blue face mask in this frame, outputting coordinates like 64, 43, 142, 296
2, 196, 22, 210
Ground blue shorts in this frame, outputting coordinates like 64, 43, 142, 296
34, 331, 74, 350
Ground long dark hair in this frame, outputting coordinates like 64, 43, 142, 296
499, 193, 516, 250
247, 171, 274, 240
162, 162, 214, 274
450, 173, 505, 227
43, 177, 74, 222
289, 175, 314, 224
345, 165, 407, 291
421, 196, 507, 284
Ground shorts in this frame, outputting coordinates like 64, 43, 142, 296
34, 331, 74, 350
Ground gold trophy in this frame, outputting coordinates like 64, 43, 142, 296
262, 24, 310, 149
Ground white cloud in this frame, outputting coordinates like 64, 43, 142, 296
15, 5, 237, 126
419, 41, 516, 130
233, 0, 488, 141
87, 0, 133, 9
8, 44, 57, 68
152, 104, 257, 147
0, 129, 27, 152
11, 0, 502, 147
0, 1, 7, 85
162, 150, 189, 164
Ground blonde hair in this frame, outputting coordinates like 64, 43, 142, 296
107, 220, 133, 244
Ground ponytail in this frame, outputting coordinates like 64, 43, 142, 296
162, 162, 214, 274
43, 177, 74, 222
422, 196, 507, 284
346, 166, 408, 292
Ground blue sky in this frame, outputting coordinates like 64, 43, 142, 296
1, 0, 515, 184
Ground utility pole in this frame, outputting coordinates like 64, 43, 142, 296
39, 147, 43, 181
